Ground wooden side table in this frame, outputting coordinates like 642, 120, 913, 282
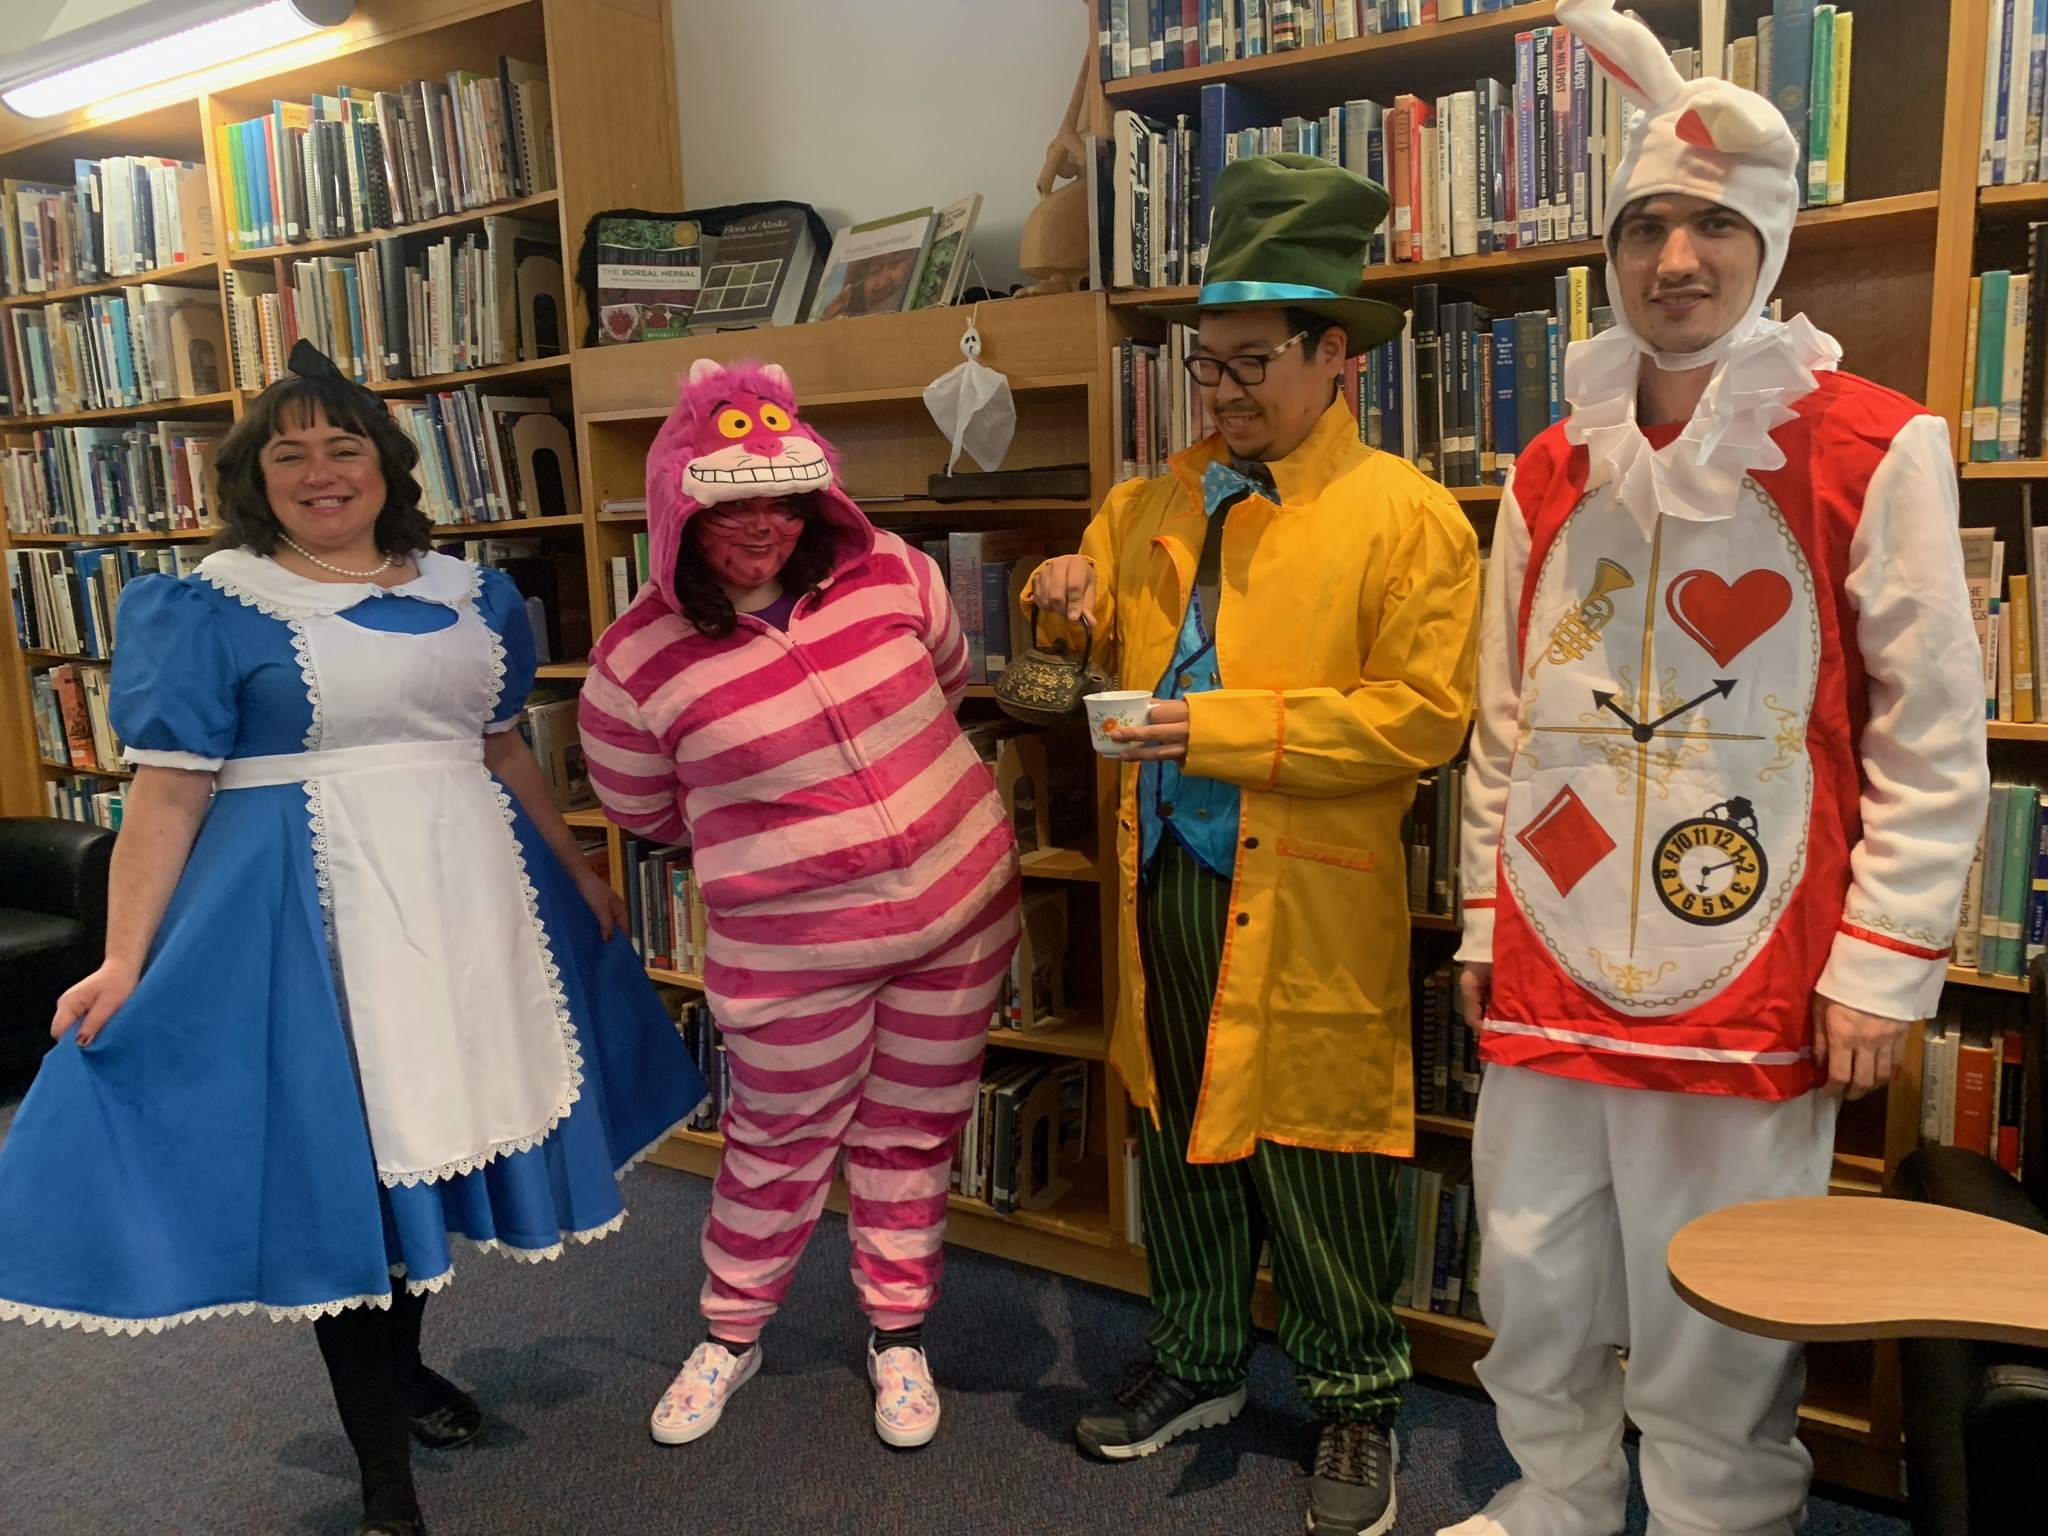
1667, 1195, 2048, 1347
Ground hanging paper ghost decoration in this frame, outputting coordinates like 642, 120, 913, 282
923, 318, 1016, 474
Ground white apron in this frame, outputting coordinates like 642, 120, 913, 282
201, 550, 578, 1187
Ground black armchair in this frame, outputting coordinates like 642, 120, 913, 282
1894, 952, 2048, 1536
0, 815, 114, 1080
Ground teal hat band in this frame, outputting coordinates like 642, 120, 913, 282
1196, 280, 1342, 304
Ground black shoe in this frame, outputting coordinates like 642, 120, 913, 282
1073, 1359, 1248, 1461
355, 1521, 426, 1536
1306, 1421, 1397, 1536
408, 1368, 482, 1449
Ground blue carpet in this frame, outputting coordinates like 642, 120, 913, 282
0, 1096, 1907, 1536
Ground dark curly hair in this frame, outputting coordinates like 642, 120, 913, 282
210, 371, 432, 557
674, 494, 841, 638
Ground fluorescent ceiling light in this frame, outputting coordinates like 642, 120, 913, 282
1, 0, 354, 118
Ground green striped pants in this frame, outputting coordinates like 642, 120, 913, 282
1136, 838, 1411, 1425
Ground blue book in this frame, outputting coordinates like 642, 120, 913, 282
1980, 785, 2013, 977
980, 558, 1018, 677
1365, 123, 1387, 265
1515, 30, 1539, 248
1545, 315, 1563, 425
340, 264, 366, 380
1384, 327, 1407, 462
1770, 0, 1817, 178
1491, 318, 1519, 484
1198, 83, 1271, 273
2025, 789, 2048, 964
103, 295, 139, 406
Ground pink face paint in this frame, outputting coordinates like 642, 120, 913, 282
694, 500, 805, 589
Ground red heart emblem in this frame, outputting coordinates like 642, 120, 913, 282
1664, 569, 1793, 668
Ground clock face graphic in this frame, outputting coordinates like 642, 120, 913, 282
1653, 799, 1768, 926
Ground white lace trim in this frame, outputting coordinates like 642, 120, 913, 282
388, 1209, 635, 1294
472, 564, 510, 724
374, 770, 585, 1188
0, 1287, 392, 1338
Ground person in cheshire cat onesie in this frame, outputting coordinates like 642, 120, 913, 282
578, 357, 1021, 1452
1442, 3, 1987, 1534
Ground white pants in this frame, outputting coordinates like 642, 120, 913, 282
1458, 1065, 1839, 1536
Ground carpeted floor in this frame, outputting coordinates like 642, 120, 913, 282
0, 1097, 1908, 1536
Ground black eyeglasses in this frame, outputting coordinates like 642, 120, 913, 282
1183, 330, 1311, 387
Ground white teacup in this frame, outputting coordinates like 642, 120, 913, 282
1084, 690, 1157, 758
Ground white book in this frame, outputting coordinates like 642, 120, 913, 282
1450, 91, 1480, 257
1759, 16, 1776, 104
2001, 602, 2016, 720
1938, 1028, 1961, 1145
1700, 0, 1729, 79
1420, 120, 1444, 261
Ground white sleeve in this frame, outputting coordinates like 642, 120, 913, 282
1455, 475, 1533, 966
1815, 412, 1990, 1020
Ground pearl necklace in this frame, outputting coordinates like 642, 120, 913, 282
279, 533, 394, 579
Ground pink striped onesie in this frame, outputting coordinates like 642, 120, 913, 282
579, 359, 1020, 1342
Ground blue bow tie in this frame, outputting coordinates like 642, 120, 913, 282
1202, 460, 1270, 519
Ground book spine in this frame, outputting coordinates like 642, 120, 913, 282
1516, 33, 1538, 248
1827, 9, 1852, 204
1806, 6, 1834, 207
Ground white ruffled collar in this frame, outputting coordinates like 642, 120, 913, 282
1561, 314, 1841, 537
198, 547, 476, 617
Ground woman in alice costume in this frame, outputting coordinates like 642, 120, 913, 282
0, 342, 703, 1536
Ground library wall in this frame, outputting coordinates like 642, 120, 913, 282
670, 0, 1088, 292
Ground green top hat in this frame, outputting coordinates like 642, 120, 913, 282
1156, 152, 1404, 356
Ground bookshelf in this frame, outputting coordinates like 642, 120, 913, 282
0, 0, 683, 817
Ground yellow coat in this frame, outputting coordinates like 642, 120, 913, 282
1042, 400, 1481, 1164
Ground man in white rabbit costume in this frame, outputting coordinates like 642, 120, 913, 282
1445, 2, 1986, 1534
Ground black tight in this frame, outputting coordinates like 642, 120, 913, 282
312, 1283, 429, 1525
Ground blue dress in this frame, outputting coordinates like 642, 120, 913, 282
0, 549, 703, 1334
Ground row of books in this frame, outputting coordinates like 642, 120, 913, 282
923, 528, 1054, 683
217, 61, 555, 254
0, 157, 212, 297
388, 388, 567, 527
28, 662, 124, 777
1964, 236, 2048, 463
222, 215, 564, 390
1392, 1160, 1486, 1320
1406, 766, 1466, 920
952, 1059, 1092, 1216
678, 1002, 730, 1134
1919, 1021, 2027, 1177
517, 691, 590, 813
1097, 0, 1548, 79
1979, 0, 2048, 188
7, 544, 196, 659
3, 285, 229, 419
1413, 959, 1484, 1118
1113, 274, 1608, 489
624, 840, 707, 976
1960, 523, 2048, 727
459, 537, 578, 665
45, 774, 125, 829
1954, 780, 2048, 981
0, 421, 223, 539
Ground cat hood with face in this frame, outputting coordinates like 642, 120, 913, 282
1555, 0, 1841, 534
642, 357, 874, 616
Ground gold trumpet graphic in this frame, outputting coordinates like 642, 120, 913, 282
1544, 558, 1635, 666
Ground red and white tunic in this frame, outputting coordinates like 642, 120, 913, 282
1458, 321, 1987, 1099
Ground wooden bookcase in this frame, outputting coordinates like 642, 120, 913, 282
0, 0, 681, 816
0, 0, 2006, 1506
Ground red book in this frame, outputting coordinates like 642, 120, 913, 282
1952, 1036, 1998, 1157
1183, 0, 1200, 67
51, 664, 98, 771
1400, 95, 1435, 263
1997, 1028, 2026, 1174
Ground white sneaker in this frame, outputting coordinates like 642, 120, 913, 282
1437, 1479, 1623, 1536
868, 1335, 942, 1449
649, 1339, 761, 1445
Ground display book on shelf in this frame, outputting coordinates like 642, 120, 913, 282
0, 0, 687, 830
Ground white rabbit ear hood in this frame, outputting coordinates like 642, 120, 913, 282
1558, 0, 1802, 372
1551, 0, 1840, 539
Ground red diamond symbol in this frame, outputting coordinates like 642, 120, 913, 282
1516, 785, 1616, 897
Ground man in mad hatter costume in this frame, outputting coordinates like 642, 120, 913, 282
1028, 153, 1482, 1536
